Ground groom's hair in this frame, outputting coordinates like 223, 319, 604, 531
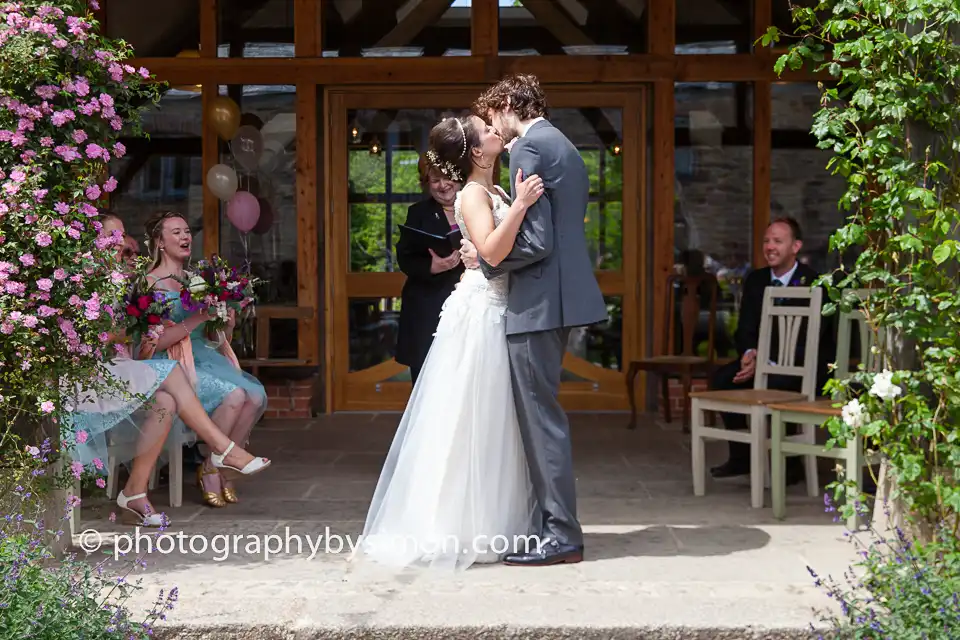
473, 74, 548, 121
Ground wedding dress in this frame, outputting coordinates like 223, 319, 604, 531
352, 182, 537, 572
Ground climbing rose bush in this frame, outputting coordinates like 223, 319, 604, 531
0, 0, 163, 427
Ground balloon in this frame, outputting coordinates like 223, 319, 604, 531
226, 191, 260, 233
209, 96, 240, 140
230, 125, 264, 172
206, 163, 238, 201
251, 198, 274, 235
239, 113, 263, 130
258, 139, 285, 173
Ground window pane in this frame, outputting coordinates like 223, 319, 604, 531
347, 108, 463, 272
109, 90, 204, 262
674, 82, 754, 359
498, 0, 644, 55
676, 0, 751, 54
350, 298, 402, 372
217, 85, 298, 304
106, 1, 200, 57
218, 0, 294, 57
771, 83, 850, 275
563, 295, 622, 380
324, 0, 469, 57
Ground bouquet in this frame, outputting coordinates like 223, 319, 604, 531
176, 255, 262, 343
120, 263, 174, 349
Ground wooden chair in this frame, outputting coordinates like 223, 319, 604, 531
625, 273, 721, 430
690, 285, 823, 508
769, 289, 884, 528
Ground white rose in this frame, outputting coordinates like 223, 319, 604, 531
869, 369, 902, 401
188, 275, 207, 294
841, 398, 867, 429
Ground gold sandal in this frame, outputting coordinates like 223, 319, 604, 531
197, 464, 226, 508
222, 485, 238, 503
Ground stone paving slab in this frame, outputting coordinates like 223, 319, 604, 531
72, 414, 852, 638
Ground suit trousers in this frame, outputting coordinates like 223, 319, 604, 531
506, 327, 582, 547
709, 359, 801, 465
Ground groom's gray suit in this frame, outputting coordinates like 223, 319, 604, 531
479, 119, 607, 548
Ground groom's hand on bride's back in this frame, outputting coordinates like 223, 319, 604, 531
459, 239, 480, 270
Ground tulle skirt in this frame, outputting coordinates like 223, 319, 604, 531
64, 358, 196, 471
351, 270, 537, 572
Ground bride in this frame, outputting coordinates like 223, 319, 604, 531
352, 114, 546, 572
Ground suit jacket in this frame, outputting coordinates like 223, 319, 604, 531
735, 263, 836, 389
479, 120, 607, 335
394, 197, 464, 367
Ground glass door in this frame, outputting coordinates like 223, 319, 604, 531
326, 87, 644, 412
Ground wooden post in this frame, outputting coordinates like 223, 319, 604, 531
200, 0, 219, 258
753, 81, 771, 267
648, 0, 676, 362
295, 0, 323, 57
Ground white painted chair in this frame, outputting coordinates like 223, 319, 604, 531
690, 285, 823, 508
106, 428, 183, 508
769, 289, 884, 528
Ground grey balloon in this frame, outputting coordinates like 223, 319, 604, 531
231, 125, 264, 172
206, 163, 238, 201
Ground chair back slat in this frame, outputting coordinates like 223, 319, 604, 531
835, 289, 887, 378
662, 273, 720, 359
754, 285, 823, 399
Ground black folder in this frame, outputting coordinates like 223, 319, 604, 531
398, 224, 463, 258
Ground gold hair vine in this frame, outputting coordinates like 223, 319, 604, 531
425, 148, 463, 182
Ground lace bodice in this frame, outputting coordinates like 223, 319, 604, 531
452, 181, 510, 306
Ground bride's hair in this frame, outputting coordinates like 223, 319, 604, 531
426, 116, 480, 184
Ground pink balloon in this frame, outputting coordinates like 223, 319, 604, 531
226, 191, 260, 233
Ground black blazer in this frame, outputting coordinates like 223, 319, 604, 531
394, 198, 464, 367
734, 263, 836, 389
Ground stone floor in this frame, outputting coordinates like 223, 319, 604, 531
72, 413, 856, 639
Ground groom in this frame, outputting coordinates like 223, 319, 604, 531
460, 74, 607, 566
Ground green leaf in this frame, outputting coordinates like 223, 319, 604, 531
933, 243, 953, 265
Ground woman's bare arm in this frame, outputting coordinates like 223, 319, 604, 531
459, 174, 541, 267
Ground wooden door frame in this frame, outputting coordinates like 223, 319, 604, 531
324, 84, 646, 412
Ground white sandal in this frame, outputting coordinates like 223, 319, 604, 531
211, 441, 271, 476
117, 490, 168, 527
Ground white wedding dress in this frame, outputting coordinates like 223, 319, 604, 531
351, 182, 537, 572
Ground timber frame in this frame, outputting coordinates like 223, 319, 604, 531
98, 0, 826, 413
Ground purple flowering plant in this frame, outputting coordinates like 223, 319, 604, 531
1, 439, 178, 639
0, 0, 163, 431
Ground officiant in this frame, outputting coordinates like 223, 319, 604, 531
394, 153, 464, 385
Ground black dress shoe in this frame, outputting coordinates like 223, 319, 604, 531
502, 540, 583, 566
710, 460, 750, 478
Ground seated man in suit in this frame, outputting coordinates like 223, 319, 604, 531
710, 217, 835, 480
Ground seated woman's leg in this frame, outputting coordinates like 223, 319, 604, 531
155, 366, 271, 507
119, 390, 175, 526
221, 388, 268, 502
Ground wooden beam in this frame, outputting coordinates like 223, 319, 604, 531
471, 0, 498, 58
131, 53, 826, 85
294, 0, 323, 56
752, 81, 771, 267
647, 0, 675, 56
200, 0, 219, 258
296, 83, 320, 366
520, 0, 592, 46
753, 0, 772, 58
377, 0, 454, 48
651, 80, 674, 359
200, 0, 217, 57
